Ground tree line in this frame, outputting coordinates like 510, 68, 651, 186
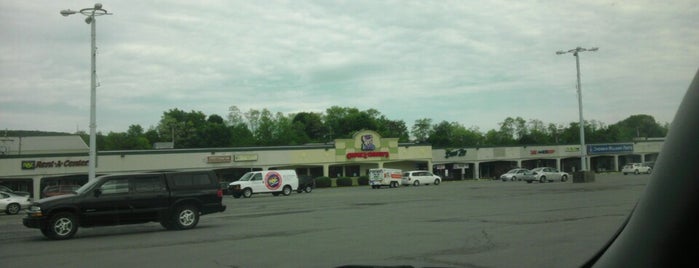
64, 106, 667, 150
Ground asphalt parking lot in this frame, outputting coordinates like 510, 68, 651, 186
0, 173, 650, 268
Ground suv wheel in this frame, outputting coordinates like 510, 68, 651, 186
282, 185, 292, 196
634, 170, 640, 175
304, 185, 313, 193
539, 176, 547, 183
561, 175, 568, 182
243, 188, 253, 198
5, 203, 20, 215
413, 180, 420, 186
44, 212, 78, 240
172, 205, 199, 230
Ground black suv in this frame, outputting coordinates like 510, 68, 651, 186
23, 170, 226, 240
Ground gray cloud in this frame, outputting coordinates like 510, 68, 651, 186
1, 0, 696, 134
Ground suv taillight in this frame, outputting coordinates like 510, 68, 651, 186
217, 189, 223, 198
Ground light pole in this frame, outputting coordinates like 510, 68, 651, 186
60, 3, 112, 181
556, 47, 598, 172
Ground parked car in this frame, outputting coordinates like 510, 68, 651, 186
500, 168, 535, 182
220, 182, 233, 195
296, 175, 314, 193
0, 185, 30, 197
622, 163, 652, 175
1, 191, 32, 215
401, 170, 442, 186
41, 184, 81, 198
23, 170, 226, 240
526, 167, 569, 183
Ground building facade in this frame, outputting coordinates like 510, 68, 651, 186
0, 132, 662, 198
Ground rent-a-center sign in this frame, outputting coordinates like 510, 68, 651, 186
587, 144, 634, 155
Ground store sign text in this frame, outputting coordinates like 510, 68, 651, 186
346, 151, 389, 159
21, 160, 89, 170
587, 144, 634, 155
207, 155, 231, 163
530, 149, 555, 155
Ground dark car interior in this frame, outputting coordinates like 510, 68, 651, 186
583, 69, 699, 267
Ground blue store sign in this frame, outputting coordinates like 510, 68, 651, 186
587, 144, 634, 155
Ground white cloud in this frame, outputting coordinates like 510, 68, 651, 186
1, 0, 696, 134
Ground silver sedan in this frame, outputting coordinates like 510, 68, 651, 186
500, 168, 535, 181
0, 191, 32, 215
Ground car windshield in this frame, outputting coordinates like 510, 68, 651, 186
238, 173, 254, 182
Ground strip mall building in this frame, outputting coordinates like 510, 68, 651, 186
0, 130, 662, 198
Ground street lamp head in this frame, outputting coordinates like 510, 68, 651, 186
60, 9, 76, 16
85, 16, 93, 24
94, 3, 103, 9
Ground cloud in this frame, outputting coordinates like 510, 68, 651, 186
0, 0, 696, 134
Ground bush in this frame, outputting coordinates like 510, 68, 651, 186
315, 176, 331, 188
357, 176, 369, 185
336, 177, 353, 187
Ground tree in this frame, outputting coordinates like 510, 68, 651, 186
376, 116, 409, 142
292, 112, 326, 142
411, 118, 432, 143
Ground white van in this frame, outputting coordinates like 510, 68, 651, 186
229, 170, 299, 198
368, 168, 402, 189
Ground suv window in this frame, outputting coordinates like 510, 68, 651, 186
133, 175, 165, 192
100, 179, 130, 195
172, 173, 213, 186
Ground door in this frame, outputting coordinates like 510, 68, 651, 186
250, 173, 265, 193
129, 174, 169, 222
80, 177, 132, 226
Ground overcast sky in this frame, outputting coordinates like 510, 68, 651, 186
1, 0, 697, 135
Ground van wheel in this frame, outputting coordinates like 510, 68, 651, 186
413, 180, 420, 186
282, 186, 292, 196
44, 212, 78, 240
172, 205, 199, 230
243, 188, 253, 198
434, 179, 441, 185
304, 185, 313, 193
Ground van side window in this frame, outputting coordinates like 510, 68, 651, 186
252, 174, 263, 181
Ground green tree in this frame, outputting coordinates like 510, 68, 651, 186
411, 118, 432, 143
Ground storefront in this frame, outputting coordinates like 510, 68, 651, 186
0, 131, 433, 198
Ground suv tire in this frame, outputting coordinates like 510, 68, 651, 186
44, 212, 79, 240
303, 185, 313, 193
540, 176, 546, 183
171, 205, 199, 230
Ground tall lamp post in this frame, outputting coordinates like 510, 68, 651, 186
60, 3, 112, 181
556, 47, 598, 172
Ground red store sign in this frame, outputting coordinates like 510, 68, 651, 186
346, 151, 390, 159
